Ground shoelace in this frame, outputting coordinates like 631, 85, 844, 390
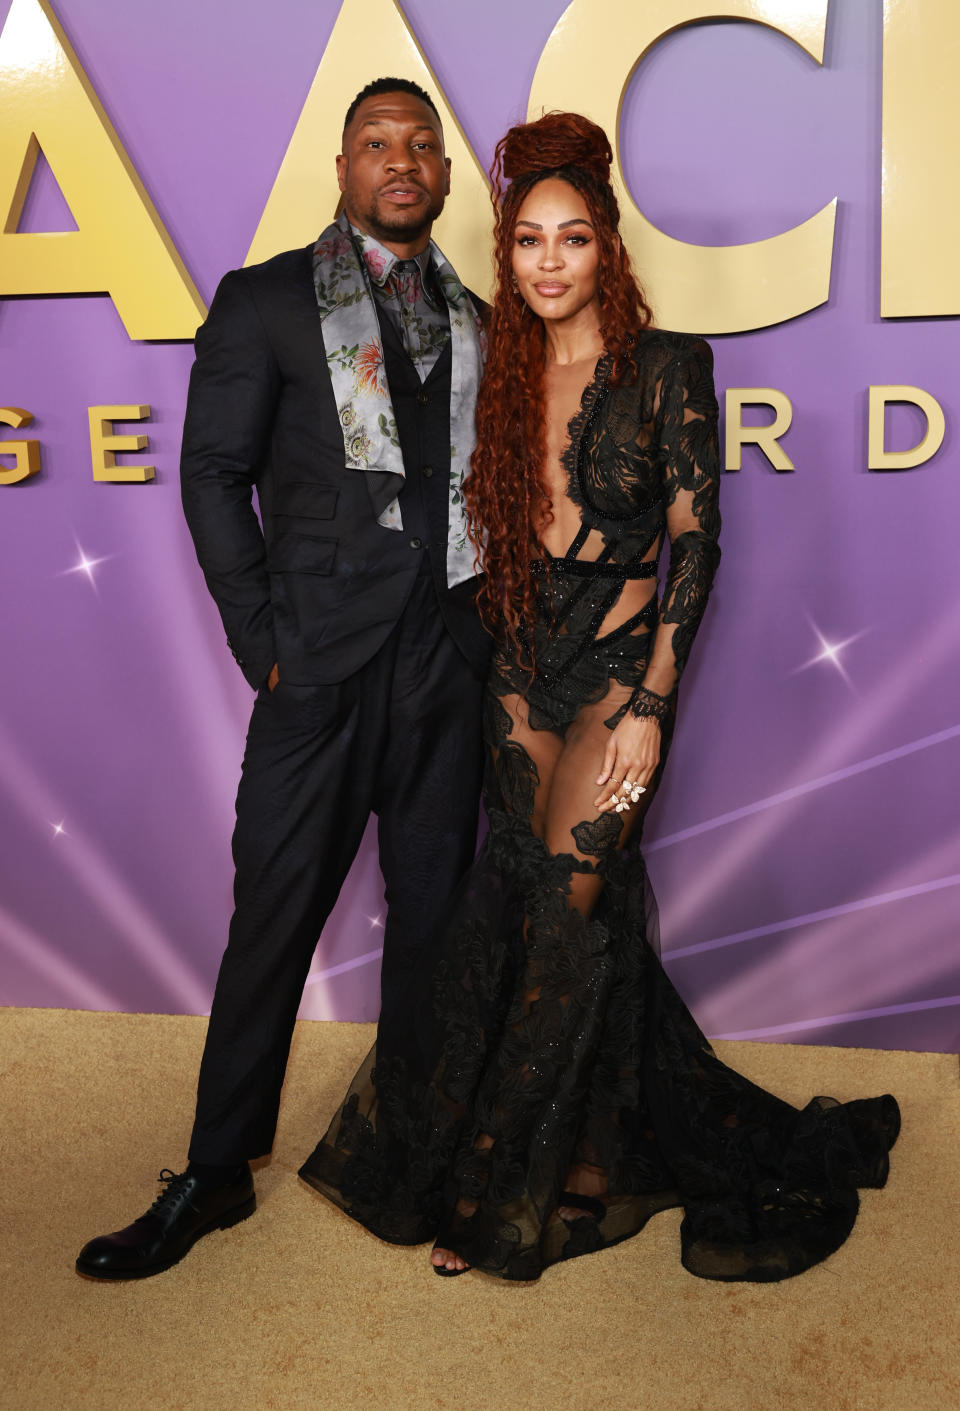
146, 1168, 193, 1216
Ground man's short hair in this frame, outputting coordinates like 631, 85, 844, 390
342, 77, 441, 140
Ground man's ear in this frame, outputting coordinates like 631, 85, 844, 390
444, 156, 451, 196
336, 152, 348, 193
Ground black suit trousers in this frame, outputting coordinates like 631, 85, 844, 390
188, 569, 485, 1163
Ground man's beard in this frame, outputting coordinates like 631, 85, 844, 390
357, 187, 445, 245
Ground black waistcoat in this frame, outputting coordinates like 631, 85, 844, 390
379, 313, 490, 680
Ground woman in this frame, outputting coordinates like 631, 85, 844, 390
300, 113, 899, 1282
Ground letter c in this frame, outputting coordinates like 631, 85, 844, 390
529, 1, 835, 334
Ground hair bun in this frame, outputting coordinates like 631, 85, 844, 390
497, 111, 613, 186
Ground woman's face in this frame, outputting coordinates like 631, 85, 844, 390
511, 178, 601, 326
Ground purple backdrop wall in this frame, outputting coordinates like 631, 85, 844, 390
2, 0, 958, 1050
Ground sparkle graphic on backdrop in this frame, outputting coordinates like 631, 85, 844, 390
63, 546, 110, 588
793, 621, 867, 688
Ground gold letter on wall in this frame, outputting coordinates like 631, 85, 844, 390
867, 386, 945, 471
89, 405, 155, 482
0, 407, 41, 484
529, 1, 835, 333
0, 0, 205, 339
725, 389, 795, 471
245, 0, 493, 298
881, 0, 960, 316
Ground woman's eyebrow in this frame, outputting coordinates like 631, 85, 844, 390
515, 219, 594, 231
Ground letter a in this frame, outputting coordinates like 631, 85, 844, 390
244, 0, 492, 297
0, 0, 205, 339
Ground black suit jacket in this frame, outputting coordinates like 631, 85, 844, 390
180, 244, 490, 689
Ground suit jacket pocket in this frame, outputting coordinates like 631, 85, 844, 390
269, 529, 337, 576
274, 482, 339, 520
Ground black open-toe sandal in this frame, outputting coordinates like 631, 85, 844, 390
431, 1245, 470, 1277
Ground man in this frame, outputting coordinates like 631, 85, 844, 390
77, 78, 489, 1280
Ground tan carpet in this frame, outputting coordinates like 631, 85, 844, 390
1, 1008, 957, 1411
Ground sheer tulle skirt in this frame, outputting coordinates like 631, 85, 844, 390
299, 623, 899, 1281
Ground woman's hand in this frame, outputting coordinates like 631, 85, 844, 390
593, 716, 662, 813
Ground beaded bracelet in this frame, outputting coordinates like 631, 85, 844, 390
628, 684, 671, 724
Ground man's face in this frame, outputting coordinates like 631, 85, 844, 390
337, 91, 450, 252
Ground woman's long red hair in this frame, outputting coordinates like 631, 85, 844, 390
465, 112, 654, 661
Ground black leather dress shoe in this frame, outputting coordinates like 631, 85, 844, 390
76, 1165, 255, 1280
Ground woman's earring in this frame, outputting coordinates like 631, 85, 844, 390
511, 273, 519, 291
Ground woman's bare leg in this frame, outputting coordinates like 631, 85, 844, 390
431, 686, 647, 1263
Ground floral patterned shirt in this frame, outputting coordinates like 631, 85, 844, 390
349, 224, 450, 383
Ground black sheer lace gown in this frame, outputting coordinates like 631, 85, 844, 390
300, 332, 900, 1282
